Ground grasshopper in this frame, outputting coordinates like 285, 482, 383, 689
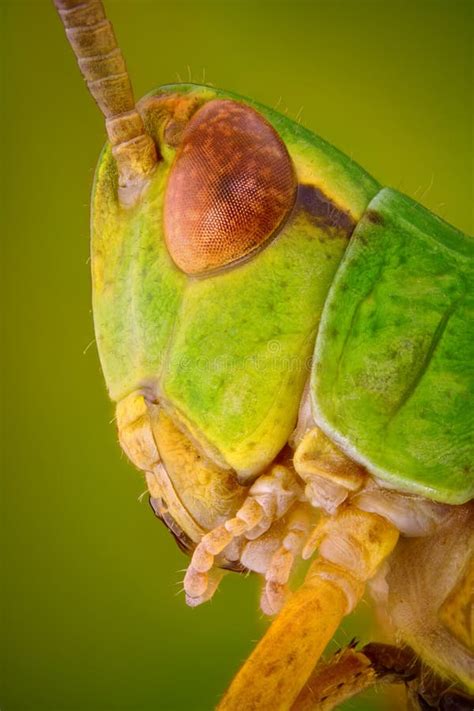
54, 1, 473, 709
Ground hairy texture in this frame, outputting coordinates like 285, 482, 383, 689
384, 504, 474, 692
291, 644, 376, 711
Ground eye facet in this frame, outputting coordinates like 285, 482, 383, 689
164, 99, 296, 275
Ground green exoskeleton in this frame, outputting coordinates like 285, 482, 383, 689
54, 1, 473, 709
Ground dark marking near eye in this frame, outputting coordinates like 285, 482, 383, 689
365, 209, 384, 225
294, 184, 356, 237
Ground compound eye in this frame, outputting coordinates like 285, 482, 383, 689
164, 99, 296, 275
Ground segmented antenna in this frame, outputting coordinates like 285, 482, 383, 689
53, 0, 158, 199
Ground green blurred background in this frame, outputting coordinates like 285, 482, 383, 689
1, 1, 472, 709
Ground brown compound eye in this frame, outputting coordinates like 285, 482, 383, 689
163, 99, 297, 275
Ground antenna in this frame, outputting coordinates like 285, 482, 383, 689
53, 0, 158, 200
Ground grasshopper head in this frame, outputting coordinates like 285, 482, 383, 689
92, 85, 375, 506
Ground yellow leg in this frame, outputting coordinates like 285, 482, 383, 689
218, 507, 399, 711
219, 570, 348, 711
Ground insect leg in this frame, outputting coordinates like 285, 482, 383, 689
293, 427, 366, 514
218, 507, 399, 710
261, 504, 313, 615
290, 643, 377, 711
290, 642, 424, 710
184, 464, 303, 605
